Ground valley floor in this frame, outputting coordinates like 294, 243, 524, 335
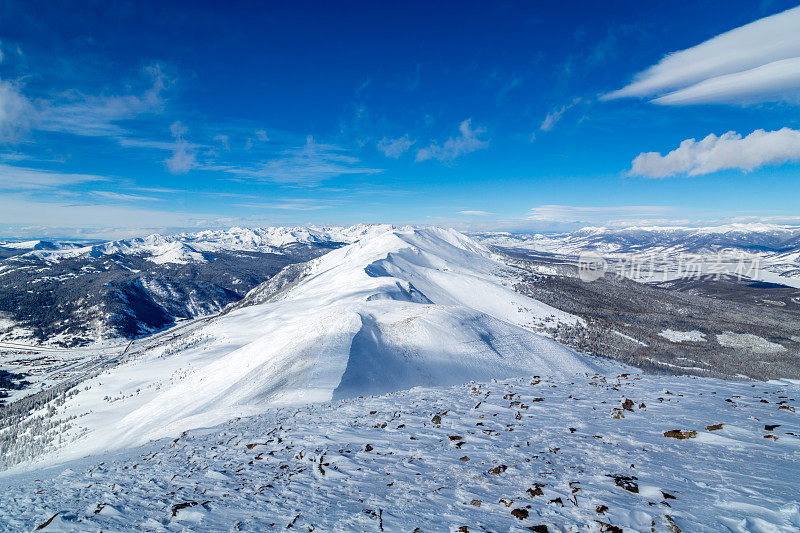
1, 370, 798, 532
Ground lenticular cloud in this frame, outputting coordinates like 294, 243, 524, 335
606, 6, 800, 105
628, 127, 800, 178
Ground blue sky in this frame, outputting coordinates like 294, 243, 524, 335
1, 0, 800, 238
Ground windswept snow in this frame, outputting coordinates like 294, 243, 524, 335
7, 227, 591, 469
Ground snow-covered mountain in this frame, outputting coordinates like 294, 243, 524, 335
473, 223, 800, 284
2, 226, 593, 470
9, 224, 393, 265
0, 225, 391, 346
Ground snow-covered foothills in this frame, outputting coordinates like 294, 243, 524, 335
1, 372, 798, 532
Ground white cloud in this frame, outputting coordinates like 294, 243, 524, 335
416, 119, 489, 162
652, 57, 800, 105
0, 163, 107, 190
605, 6, 800, 105
527, 204, 676, 223
458, 210, 493, 216
628, 127, 800, 178
255, 129, 269, 142
377, 135, 415, 158
165, 121, 197, 174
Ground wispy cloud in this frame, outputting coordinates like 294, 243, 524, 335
165, 121, 197, 174
0, 79, 32, 141
130, 186, 182, 194
377, 135, 415, 158
92, 191, 162, 202
415, 119, 489, 163
605, 6, 800, 105
628, 128, 800, 178
0, 163, 107, 190
458, 210, 493, 216
538, 97, 583, 132
37, 63, 171, 137
209, 135, 382, 186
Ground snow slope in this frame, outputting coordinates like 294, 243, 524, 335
9, 227, 591, 469
2, 371, 798, 532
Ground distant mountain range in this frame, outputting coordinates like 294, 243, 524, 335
0, 225, 392, 346
471, 223, 800, 282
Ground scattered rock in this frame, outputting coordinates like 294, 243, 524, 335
705, 424, 723, 431
765, 424, 781, 431
607, 474, 638, 493
35, 513, 60, 530
511, 508, 529, 520
526, 484, 544, 497
663, 430, 697, 439
364, 444, 373, 452
622, 398, 634, 411
598, 522, 623, 533
171, 501, 198, 517
488, 464, 507, 475
459, 456, 470, 461
470, 500, 481, 507
528, 526, 548, 533
661, 491, 676, 500
448, 435, 463, 441
596, 505, 608, 514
